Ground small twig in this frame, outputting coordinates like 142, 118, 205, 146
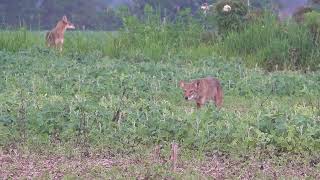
152, 144, 163, 163
260, 93, 272, 107
170, 141, 178, 171
112, 86, 127, 123
261, 81, 275, 107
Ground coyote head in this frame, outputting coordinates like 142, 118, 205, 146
60, 15, 75, 30
179, 80, 200, 101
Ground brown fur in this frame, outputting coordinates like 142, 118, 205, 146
179, 77, 223, 109
46, 16, 75, 51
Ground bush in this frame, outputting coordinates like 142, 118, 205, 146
304, 11, 320, 44
214, 0, 248, 34
219, 13, 320, 71
107, 4, 205, 61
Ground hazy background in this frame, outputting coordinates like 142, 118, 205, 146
0, 0, 318, 30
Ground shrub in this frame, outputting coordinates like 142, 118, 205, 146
106, 4, 205, 61
214, 0, 248, 34
219, 13, 320, 71
303, 11, 320, 44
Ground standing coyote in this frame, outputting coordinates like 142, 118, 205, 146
179, 77, 223, 108
46, 15, 75, 51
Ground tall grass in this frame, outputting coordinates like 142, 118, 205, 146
0, 28, 42, 52
218, 14, 320, 70
64, 31, 112, 55
0, 10, 319, 71
106, 6, 208, 61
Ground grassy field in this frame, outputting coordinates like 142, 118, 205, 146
0, 12, 320, 179
0, 43, 319, 178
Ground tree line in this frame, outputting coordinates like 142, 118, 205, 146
0, 0, 318, 30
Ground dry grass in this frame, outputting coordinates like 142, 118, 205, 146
1, 148, 319, 179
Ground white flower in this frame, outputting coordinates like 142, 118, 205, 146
223, 4, 231, 12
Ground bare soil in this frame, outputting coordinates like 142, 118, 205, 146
1, 149, 319, 179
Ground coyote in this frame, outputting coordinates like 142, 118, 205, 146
46, 15, 75, 51
179, 77, 223, 108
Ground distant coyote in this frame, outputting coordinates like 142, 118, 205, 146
179, 77, 223, 108
46, 15, 75, 51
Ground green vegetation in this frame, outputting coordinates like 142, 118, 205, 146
1, 47, 320, 178
1, 8, 320, 71
1, 49, 320, 151
0, 28, 42, 52
220, 13, 320, 71
214, 0, 248, 33
1, 3, 320, 178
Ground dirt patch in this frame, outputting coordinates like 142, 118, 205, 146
0, 151, 113, 179
1, 149, 319, 179
197, 154, 320, 179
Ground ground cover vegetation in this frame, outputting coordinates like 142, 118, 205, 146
0, 0, 320, 178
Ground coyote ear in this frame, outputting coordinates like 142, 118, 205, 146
179, 81, 185, 88
62, 15, 67, 22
